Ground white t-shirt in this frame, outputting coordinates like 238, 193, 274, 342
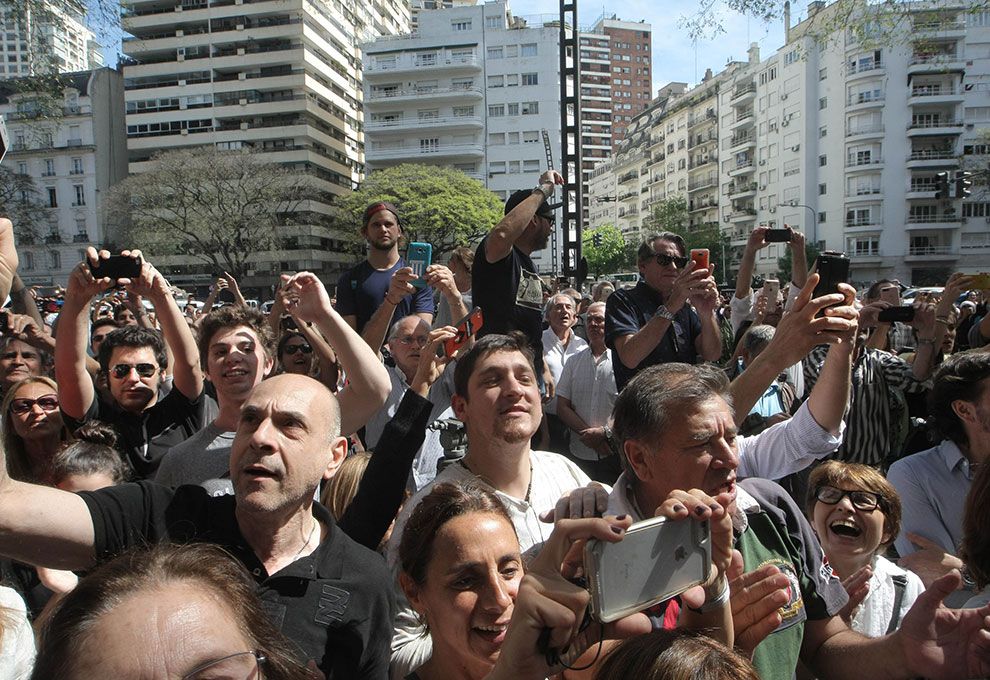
0, 586, 34, 680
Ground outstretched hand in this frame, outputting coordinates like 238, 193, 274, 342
281, 272, 332, 323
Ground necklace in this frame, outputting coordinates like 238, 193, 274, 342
290, 519, 318, 563
458, 458, 533, 503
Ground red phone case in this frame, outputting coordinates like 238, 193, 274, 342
445, 308, 484, 357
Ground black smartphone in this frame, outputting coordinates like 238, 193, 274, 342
89, 255, 142, 281
0, 310, 8, 334
878, 307, 916, 323
812, 252, 850, 318
281, 315, 298, 331
765, 228, 792, 243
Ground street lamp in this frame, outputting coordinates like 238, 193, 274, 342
778, 202, 817, 244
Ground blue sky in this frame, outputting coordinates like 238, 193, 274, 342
523, 0, 797, 92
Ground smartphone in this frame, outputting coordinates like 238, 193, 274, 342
444, 307, 483, 358
0, 116, 8, 165
878, 306, 916, 323
763, 279, 781, 308
89, 255, 142, 281
971, 273, 990, 291
689, 248, 710, 272
407, 242, 432, 289
585, 516, 712, 623
812, 252, 850, 299
765, 228, 792, 243
280, 315, 298, 331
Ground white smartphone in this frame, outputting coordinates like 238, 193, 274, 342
0, 116, 8, 165
584, 516, 711, 623
763, 279, 780, 309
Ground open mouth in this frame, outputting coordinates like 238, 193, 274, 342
244, 465, 278, 480
224, 368, 249, 378
473, 623, 508, 644
829, 519, 862, 538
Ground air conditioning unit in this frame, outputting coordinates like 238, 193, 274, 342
759, 185, 767, 190
769, 207, 777, 213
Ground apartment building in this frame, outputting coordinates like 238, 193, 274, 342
119, 0, 408, 290
591, 1, 990, 286
361, 1, 562, 272
0, 0, 103, 78
2, 68, 128, 285
589, 15, 652, 146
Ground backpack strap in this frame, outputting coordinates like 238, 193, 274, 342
886, 574, 908, 634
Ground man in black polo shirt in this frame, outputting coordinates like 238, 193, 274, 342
473, 169, 563, 392
55, 248, 207, 478
604, 231, 721, 391
0, 369, 395, 679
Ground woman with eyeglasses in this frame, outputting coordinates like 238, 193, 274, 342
32, 543, 311, 680
277, 327, 340, 390
806, 461, 924, 637
1, 376, 71, 485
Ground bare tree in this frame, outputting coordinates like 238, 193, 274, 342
104, 148, 313, 280
0, 166, 51, 243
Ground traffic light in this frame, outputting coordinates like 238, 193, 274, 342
955, 171, 973, 199
934, 171, 950, 199
593, 232, 603, 248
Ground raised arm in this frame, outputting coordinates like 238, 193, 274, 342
55, 248, 115, 419
360, 267, 417, 352
288, 310, 340, 391
424, 264, 468, 329
8, 275, 44, 329
281, 272, 391, 436
0, 218, 18, 303
788, 227, 809, 289
734, 226, 769, 301
126, 252, 203, 400
484, 170, 563, 263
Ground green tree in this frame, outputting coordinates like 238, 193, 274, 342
335, 163, 504, 259
644, 195, 688, 233
777, 241, 821, 284
581, 224, 626, 279
104, 148, 311, 280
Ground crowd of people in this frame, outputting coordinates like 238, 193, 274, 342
1, 166, 990, 680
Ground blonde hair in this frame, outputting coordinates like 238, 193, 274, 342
1, 375, 71, 483
321, 452, 371, 520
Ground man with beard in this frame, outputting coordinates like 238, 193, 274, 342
56, 248, 206, 479
472, 170, 564, 395
336, 201, 434, 344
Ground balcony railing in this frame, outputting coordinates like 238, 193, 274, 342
909, 54, 961, 65
911, 85, 959, 97
908, 245, 956, 256
846, 156, 883, 167
908, 119, 963, 130
907, 213, 961, 223
367, 85, 483, 101
847, 92, 884, 106
845, 218, 881, 228
908, 150, 957, 161
729, 182, 758, 195
731, 83, 757, 100
846, 125, 884, 137
732, 159, 755, 171
847, 60, 884, 75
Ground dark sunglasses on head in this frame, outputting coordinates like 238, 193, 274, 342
655, 253, 689, 268
110, 363, 158, 379
10, 394, 59, 414
814, 485, 883, 512
283, 344, 312, 355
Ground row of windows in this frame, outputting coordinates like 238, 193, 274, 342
29, 185, 87, 208
488, 159, 543, 175
488, 131, 541, 145
487, 73, 539, 87
486, 44, 538, 59
16, 158, 85, 176
487, 102, 540, 117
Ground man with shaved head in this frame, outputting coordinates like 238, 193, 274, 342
0, 274, 398, 679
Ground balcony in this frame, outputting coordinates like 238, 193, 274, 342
365, 115, 484, 133
728, 131, 756, 151
365, 85, 483, 105
729, 110, 754, 130
688, 111, 716, 128
906, 149, 959, 168
728, 159, 755, 177
688, 132, 717, 150
909, 85, 964, 106
846, 92, 885, 109
365, 142, 484, 163
848, 250, 883, 262
912, 19, 967, 37
729, 181, 758, 199
688, 155, 716, 170
906, 245, 958, 260
846, 60, 884, 79
72, 233, 89, 243
689, 199, 718, 213
618, 170, 638, 184
731, 83, 757, 103
846, 125, 884, 140
906, 182, 937, 199
688, 176, 718, 191
846, 187, 882, 200
906, 213, 962, 229
44, 233, 63, 244
365, 52, 481, 76
617, 190, 637, 202
845, 218, 882, 232
728, 208, 757, 222
908, 54, 966, 75
845, 156, 884, 171
907, 119, 964, 136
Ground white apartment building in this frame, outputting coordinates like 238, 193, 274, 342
0, 0, 103, 78
2, 68, 128, 285
119, 0, 408, 292
361, 1, 562, 272
591, 1, 990, 286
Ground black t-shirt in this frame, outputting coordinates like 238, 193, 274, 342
471, 237, 545, 372
79, 483, 394, 680
63, 387, 208, 480
604, 281, 702, 391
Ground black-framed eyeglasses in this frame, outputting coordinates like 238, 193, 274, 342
10, 394, 59, 414
654, 253, 689, 268
814, 485, 883, 512
110, 363, 158, 379
181, 650, 267, 680
283, 344, 312, 356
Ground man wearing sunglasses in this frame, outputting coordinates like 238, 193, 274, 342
55, 248, 206, 479
605, 231, 722, 391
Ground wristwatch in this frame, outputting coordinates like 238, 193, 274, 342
653, 305, 675, 321
532, 183, 553, 200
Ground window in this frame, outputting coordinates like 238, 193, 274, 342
819, 183, 827, 195
16, 162, 26, 175
506, 74, 518, 86
71, 157, 83, 174
489, 161, 506, 175
488, 104, 504, 117
819, 97, 827, 110
520, 102, 538, 115
49, 251, 60, 269
819, 127, 827, 138
417, 109, 439, 120
523, 159, 540, 173
451, 20, 471, 31
847, 236, 879, 256
452, 106, 474, 117
508, 103, 519, 115
23, 252, 33, 271
73, 185, 85, 206
488, 133, 505, 145
487, 46, 503, 59
485, 15, 501, 28
819, 67, 827, 80
43, 159, 55, 176
420, 138, 439, 153
487, 75, 504, 88
520, 43, 537, 57
819, 154, 827, 167
522, 130, 539, 143
784, 49, 799, 65
75, 218, 86, 234
505, 45, 518, 57
521, 73, 538, 86
47, 187, 57, 207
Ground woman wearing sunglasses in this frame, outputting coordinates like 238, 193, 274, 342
277, 327, 339, 390
806, 461, 924, 637
1, 376, 71, 485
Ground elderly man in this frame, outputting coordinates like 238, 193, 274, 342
0, 273, 400, 678
542, 292, 587, 454
604, 231, 721, 391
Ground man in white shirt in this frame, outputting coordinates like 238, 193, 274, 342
541, 293, 587, 453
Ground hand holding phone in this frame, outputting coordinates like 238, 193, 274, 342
407, 242, 433, 289
88, 255, 142, 282
690, 248, 710, 272
971, 273, 990, 291
444, 307, 483, 357
765, 228, 792, 243
877, 306, 916, 323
